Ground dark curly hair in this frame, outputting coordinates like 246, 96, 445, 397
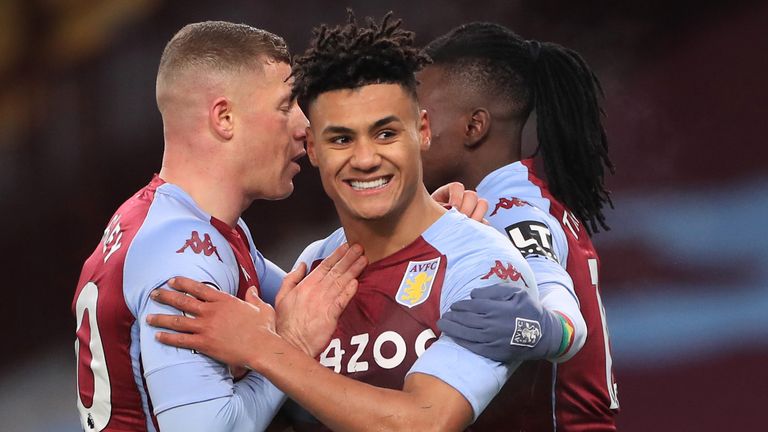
425, 22, 614, 235
291, 11, 430, 110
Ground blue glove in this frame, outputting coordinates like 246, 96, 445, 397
438, 284, 572, 363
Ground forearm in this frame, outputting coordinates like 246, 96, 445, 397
526, 255, 586, 361
249, 334, 470, 432
538, 280, 587, 361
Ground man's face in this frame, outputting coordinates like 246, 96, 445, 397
307, 83, 430, 222
234, 60, 307, 200
416, 65, 467, 190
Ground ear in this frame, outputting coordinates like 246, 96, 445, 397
210, 97, 234, 140
463, 108, 491, 148
306, 127, 318, 167
418, 109, 432, 152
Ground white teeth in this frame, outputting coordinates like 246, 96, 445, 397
349, 177, 390, 190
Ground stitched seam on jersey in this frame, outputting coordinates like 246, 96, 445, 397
142, 359, 222, 377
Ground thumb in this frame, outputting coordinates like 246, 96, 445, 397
276, 263, 306, 306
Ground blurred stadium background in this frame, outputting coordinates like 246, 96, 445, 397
1, 0, 766, 430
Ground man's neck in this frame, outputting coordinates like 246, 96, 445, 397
158, 165, 248, 228
461, 134, 523, 190
339, 189, 446, 264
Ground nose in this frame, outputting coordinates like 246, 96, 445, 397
349, 138, 381, 172
290, 103, 309, 142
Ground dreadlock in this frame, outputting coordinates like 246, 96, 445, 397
291, 10, 430, 110
424, 22, 615, 235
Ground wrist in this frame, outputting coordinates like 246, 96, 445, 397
245, 330, 290, 372
276, 327, 315, 357
551, 311, 575, 359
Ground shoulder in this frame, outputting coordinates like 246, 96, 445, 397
123, 210, 237, 311
427, 211, 520, 263
483, 195, 568, 265
426, 212, 535, 295
294, 227, 346, 269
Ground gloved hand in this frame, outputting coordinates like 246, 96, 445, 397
438, 284, 573, 363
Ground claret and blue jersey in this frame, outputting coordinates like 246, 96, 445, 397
72, 176, 286, 431
291, 208, 538, 429
475, 159, 619, 431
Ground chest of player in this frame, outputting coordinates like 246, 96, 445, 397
315, 250, 447, 389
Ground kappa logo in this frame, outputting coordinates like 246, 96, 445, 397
490, 197, 529, 216
176, 231, 222, 262
481, 260, 526, 287
395, 257, 441, 308
511, 317, 542, 347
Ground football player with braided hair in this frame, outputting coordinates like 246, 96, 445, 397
421, 22, 619, 431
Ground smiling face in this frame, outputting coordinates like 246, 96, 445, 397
233, 60, 308, 200
306, 83, 431, 222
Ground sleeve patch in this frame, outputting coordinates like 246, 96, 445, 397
505, 221, 558, 263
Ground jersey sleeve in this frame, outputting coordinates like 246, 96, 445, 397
291, 229, 346, 272
124, 219, 285, 419
254, 253, 287, 307
487, 202, 569, 267
527, 256, 586, 361
157, 372, 286, 431
486, 203, 586, 360
292, 239, 325, 271
408, 247, 536, 419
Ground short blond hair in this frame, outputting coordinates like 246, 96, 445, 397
157, 21, 289, 82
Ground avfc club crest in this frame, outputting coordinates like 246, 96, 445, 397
395, 257, 441, 308
511, 317, 542, 347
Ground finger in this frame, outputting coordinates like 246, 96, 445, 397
328, 244, 365, 277
469, 284, 521, 301
481, 218, 491, 226
146, 313, 200, 333
276, 263, 306, 306
313, 243, 350, 279
458, 191, 479, 217
449, 297, 502, 314
331, 279, 358, 319
151, 289, 205, 316
442, 310, 487, 330
470, 198, 489, 222
430, 183, 451, 203
168, 277, 224, 302
322, 254, 367, 302
447, 182, 466, 208
155, 331, 202, 351
437, 317, 496, 343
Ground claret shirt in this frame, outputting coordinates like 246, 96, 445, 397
292, 208, 538, 429
72, 175, 286, 431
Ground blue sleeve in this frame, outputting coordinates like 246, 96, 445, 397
485, 203, 569, 268
125, 219, 285, 424
408, 232, 537, 419
157, 372, 286, 431
254, 255, 286, 307
408, 337, 517, 420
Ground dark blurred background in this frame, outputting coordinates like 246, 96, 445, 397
1, 1, 767, 430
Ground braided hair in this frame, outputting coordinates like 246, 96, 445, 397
424, 22, 615, 235
291, 11, 430, 110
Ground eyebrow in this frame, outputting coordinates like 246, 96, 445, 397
278, 91, 292, 106
321, 115, 402, 135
